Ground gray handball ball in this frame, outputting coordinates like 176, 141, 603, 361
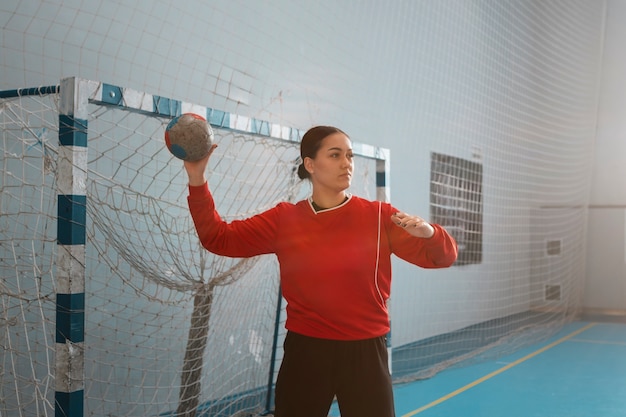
165, 113, 214, 161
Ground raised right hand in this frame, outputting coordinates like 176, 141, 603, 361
184, 143, 217, 186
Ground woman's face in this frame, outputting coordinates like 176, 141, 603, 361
304, 132, 353, 193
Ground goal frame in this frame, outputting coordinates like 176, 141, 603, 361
1, 76, 390, 417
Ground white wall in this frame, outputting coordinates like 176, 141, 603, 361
586, 0, 626, 312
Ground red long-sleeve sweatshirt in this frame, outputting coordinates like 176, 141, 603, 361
188, 182, 457, 341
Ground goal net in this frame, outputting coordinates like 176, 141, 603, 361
0, 75, 593, 416
0, 78, 381, 417
2, 1, 602, 416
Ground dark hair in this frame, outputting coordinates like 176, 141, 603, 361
297, 126, 347, 180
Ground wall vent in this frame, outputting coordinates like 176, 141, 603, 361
545, 284, 561, 301
546, 239, 561, 256
430, 152, 483, 266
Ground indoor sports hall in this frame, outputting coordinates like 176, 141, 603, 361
1, 1, 625, 416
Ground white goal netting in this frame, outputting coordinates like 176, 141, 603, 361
0, 81, 379, 417
1, 2, 604, 415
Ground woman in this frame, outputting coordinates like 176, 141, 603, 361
184, 126, 457, 417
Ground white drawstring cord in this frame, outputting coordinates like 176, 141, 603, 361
374, 201, 386, 310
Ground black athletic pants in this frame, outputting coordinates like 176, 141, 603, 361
274, 331, 395, 417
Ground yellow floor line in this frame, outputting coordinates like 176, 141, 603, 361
568, 338, 626, 346
401, 322, 597, 417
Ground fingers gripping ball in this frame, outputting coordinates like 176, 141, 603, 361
164, 113, 214, 161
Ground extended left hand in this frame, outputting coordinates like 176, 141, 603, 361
391, 212, 435, 238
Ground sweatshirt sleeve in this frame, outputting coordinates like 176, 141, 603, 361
187, 182, 278, 257
386, 205, 458, 268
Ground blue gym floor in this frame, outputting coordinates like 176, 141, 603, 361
331, 319, 626, 416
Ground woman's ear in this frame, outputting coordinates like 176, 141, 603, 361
303, 157, 314, 175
